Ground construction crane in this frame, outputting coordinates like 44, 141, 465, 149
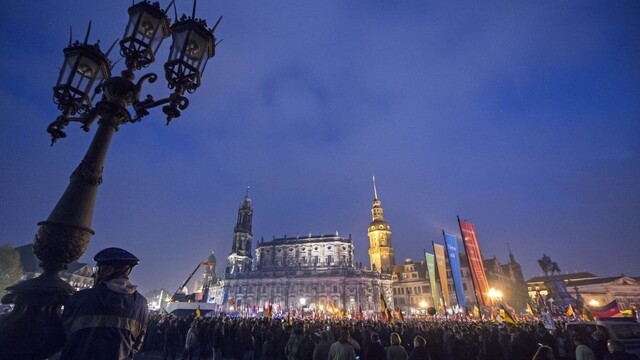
170, 261, 209, 302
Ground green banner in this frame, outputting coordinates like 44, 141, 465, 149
425, 251, 439, 309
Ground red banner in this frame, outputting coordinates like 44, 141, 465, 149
458, 218, 491, 306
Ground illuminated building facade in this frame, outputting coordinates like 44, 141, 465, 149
210, 191, 392, 316
527, 273, 640, 312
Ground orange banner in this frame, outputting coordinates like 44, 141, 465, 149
433, 243, 450, 307
458, 218, 491, 306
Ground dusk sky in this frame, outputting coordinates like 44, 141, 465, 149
1, 1, 638, 295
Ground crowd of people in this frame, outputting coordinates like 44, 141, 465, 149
138, 313, 639, 360
50, 248, 637, 360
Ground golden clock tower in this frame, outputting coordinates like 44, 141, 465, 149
367, 177, 395, 273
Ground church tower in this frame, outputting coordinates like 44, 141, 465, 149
505, 244, 530, 311
367, 177, 395, 273
225, 187, 253, 275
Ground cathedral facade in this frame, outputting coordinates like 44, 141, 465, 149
209, 183, 393, 316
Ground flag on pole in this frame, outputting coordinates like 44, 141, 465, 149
527, 303, 535, 316
458, 218, 491, 306
583, 307, 594, 321
380, 294, 389, 320
565, 305, 575, 317
499, 304, 516, 325
433, 243, 451, 307
588, 300, 621, 318
396, 306, 404, 323
535, 290, 545, 312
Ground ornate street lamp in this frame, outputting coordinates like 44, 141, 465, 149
0, 1, 222, 358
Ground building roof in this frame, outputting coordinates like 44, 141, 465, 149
14, 244, 91, 277
257, 233, 351, 247
565, 275, 640, 287
526, 272, 598, 284
66, 262, 91, 274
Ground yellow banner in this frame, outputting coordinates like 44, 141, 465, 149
433, 243, 450, 307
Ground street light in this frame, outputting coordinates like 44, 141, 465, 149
488, 288, 503, 305
0, 2, 221, 358
419, 300, 428, 319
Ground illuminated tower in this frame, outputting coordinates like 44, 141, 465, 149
225, 187, 253, 275
367, 177, 395, 273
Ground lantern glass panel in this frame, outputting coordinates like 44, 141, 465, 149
168, 30, 188, 63
140, 12, 165, 54
122, 10, 142, 44
56, 53, 79, 88
77, 55, 106, 97
184, 32, 207, 73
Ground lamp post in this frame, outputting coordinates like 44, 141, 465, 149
0, 2, 221, 358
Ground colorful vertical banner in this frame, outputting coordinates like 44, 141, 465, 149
425, 251, 439, 308
443, 232, 466, 308
433, 243, 450, 307
458, 217, 491, 306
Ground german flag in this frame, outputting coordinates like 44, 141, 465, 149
380, 294, 387, 312
396, 306, 404, 323
499, 304, 516, 325
588, 300, 621, 319
378, 294, 394, 322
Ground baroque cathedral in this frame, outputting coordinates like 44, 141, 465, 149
209, 181, 394, 316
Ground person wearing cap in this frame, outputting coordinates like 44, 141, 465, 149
59, 247, 149, 360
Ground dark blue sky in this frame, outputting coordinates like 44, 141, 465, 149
1, 1, 638, 294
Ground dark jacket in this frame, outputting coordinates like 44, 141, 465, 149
408, 345, 431, 360
313, 339, 333, 360
363, 341, 386, 360
60, 278, 149, 360
603, 351, 640, 360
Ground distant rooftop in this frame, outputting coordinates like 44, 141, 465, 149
526, 272, 598, 283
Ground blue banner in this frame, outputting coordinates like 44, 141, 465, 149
443, 232, 466, 308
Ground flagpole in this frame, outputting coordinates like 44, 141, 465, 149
457, 215, 483, 309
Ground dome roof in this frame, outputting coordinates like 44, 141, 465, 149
368, 219, 390, 231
